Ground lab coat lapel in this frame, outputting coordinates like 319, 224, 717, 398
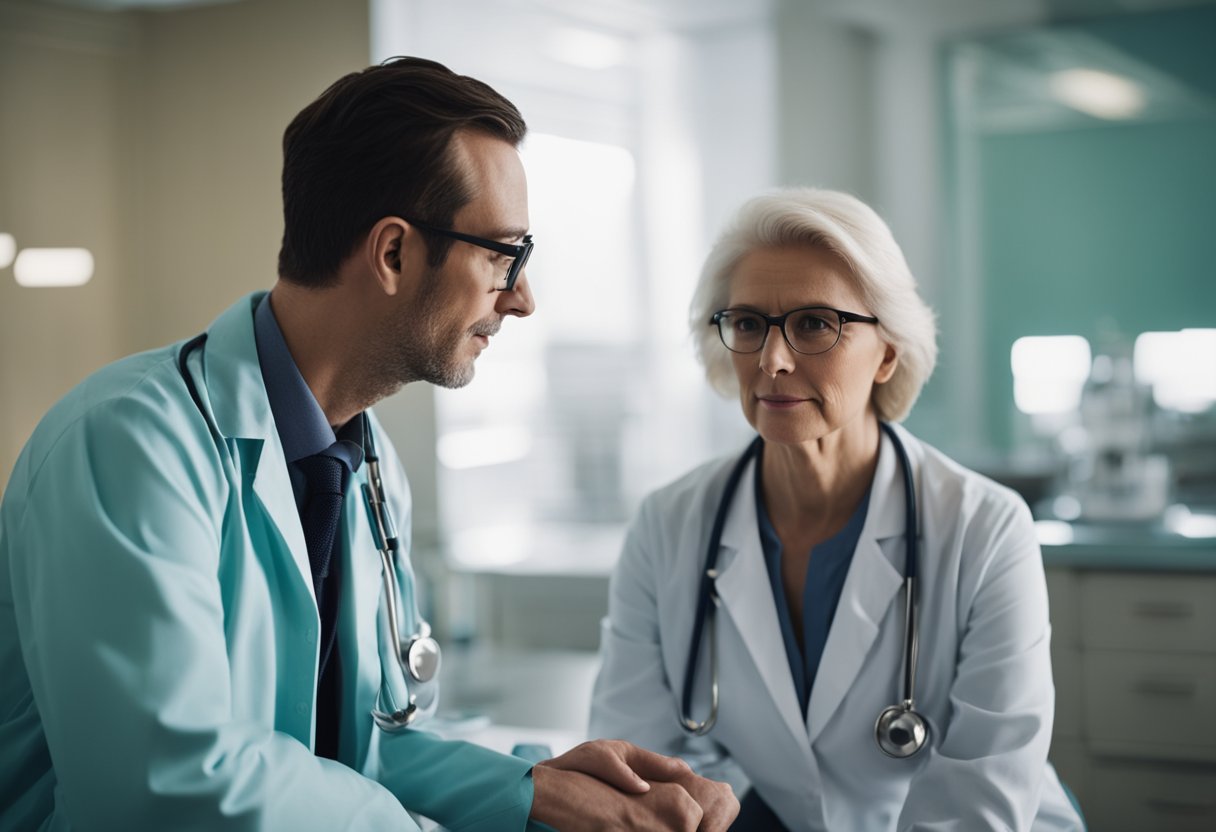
806, 427, 908, 744
712, 456, 812, 749
200, 293, 314, 596
341, 473, 384, 767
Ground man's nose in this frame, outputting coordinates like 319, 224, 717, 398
497, 269, 535, 318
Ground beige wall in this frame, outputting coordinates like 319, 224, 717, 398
0, 2, 136, 491
0, 0, 370, 491
128, 0, 370, 349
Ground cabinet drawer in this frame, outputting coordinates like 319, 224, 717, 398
1046, 567, 1081, 649
1052, 645, 1083, 740
1048, 739, 1089, 812
1083, 651, 1216, 755
1084, 761, 1216, 832
1080, 573, 1216, 653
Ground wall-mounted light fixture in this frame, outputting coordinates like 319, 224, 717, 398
0, 233, 16, 269
13, 247, 94, 288
1049, 68, 1146, 120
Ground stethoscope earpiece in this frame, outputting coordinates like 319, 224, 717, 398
875, 702, 929, 758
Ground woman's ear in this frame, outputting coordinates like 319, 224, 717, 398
874, 343, 899, 385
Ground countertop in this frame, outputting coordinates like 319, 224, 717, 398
1036, 507, 1216, 571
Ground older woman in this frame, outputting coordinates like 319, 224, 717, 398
590, 189, 1082, 831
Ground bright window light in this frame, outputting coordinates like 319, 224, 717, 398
1011, 335, 1092, 415
1135, 329, 1216, 413
545, 27, 627, 70
13, 247, 94, 287
1049, 68, 1146, 120
0, 233, 15, 269
437, 427, 533, 470
519, 133, 636, 343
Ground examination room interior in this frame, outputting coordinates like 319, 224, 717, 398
1, 0, 1214, 829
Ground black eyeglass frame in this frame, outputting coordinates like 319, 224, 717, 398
709, 305, 880, 355
405, 217, 533, 291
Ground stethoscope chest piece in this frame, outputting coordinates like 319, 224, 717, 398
875, 701, 929, 758
404, 634, 441, 683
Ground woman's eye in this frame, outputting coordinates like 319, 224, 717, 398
734, 317, 761, 333
796, 314, 829, 332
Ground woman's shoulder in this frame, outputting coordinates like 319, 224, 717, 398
903, 429, 1033, 534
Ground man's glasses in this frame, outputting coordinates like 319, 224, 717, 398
710, 306, 879, 355
406, 218, 533, 291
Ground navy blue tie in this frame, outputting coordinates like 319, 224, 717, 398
297, 454, 346, 597
296, 453, 347, 760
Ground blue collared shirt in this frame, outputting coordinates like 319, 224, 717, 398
252, 293, 365, 509
754, 454, 871, 716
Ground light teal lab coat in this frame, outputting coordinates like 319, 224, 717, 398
0, 294, 536, 831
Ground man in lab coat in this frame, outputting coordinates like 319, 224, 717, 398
0, 57, 737, 831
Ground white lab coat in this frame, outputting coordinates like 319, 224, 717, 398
591, 423, 1083, 831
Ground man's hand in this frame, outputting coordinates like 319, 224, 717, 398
654, 765, 738, 832
529, 739, 739, 831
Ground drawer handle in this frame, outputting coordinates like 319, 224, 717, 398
1133, 679, 1198, 698
1133, 601, 1193, 619
1145, 798, 1214, 816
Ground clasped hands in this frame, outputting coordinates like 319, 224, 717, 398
530, 739, 739, 831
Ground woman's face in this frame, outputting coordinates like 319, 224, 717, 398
725, 244, 897, 447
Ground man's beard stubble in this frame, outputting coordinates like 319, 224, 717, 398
380, 270, 500, 392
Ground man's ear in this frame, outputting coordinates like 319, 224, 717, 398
875, 343, 899, 385
366, 216, 412, 296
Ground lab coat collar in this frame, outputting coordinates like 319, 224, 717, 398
714, 453, 813, 751
807, 425, 909, 745
714, 426, 912, 749
340, 467, 385, 766
198, 292, 312, 597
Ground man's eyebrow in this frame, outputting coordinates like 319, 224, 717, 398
483, 225, 529, 242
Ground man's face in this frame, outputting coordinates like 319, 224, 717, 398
390, 131, 535, 388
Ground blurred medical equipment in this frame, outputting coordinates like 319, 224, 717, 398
1069, 343, 1171, 522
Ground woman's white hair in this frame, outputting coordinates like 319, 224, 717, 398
690, 187, 937, 422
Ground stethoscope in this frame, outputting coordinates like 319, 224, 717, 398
679, 421, 929, 759
177, 332, 441, 731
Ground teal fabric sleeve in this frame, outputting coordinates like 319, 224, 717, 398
378, 729, 539, 831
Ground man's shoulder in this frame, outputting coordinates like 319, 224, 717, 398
10, 342, 195, 490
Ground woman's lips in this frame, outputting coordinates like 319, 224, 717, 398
758, 395, 808, 410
